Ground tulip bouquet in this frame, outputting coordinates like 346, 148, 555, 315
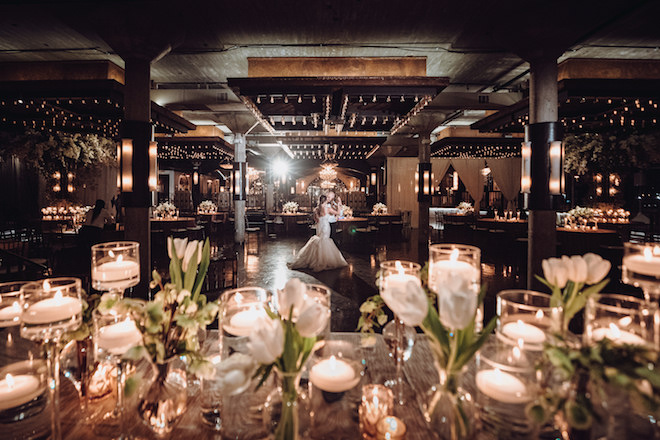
536, 253, 611, 330
248, 278, 330, 440
100, 236, 219, 377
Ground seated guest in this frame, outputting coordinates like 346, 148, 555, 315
79, 199, 114, 247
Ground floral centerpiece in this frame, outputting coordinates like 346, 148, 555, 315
457, 201, 474, 214
358, 263, 495, 439
198, 200, 217, 214
342, 205, 353, 218
248, 278, 330, 440
536, 253, 611, 331
283, 201, 299, 214
372, 202, 387, 215
154, 201, 177, 218
99, 236, 218, 435
566, 206, 596, 224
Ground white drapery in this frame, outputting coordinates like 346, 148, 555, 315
78, 165, 118, 208
489, 158, 522, 210
431, 158, 451, 189
386, 157, 419, 228
450, 158, 486, 207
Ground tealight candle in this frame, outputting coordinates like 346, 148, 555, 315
92, 255, 140, 289
383, 261, 422, 294
22, 290, 82, 325
360, 385, 394, 437
0, 373, 43, 411
97, 319, 143, 355
501, 320, 547, 345
376, 416, 407, 440
223, 307, 266, 337
591, 323, 647, 346
309, 355, 359, 393
623, 246, 660, 278
476, 368, 531, 404
0, 299, 21, 327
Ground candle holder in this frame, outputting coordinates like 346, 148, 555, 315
91, 241, 140, 297
305, 284, 332, 339
359, 384, 394, 439
93, 308, 143, 439
584, 293, 658, 348
220, 287, 270, 356
428, 244, 482, 331
0, 281, 37, 365
375, 415, 407, 440
622, 242, 660, 302
474, 340, 538, 439
379, 260, 421, 406
0, 359, 50, 439
496, 289, 563, 352
20, 278, 83, 440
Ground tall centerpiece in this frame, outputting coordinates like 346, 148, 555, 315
100, 236, 218, 435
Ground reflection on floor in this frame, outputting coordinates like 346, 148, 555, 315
235, 229, 528, 332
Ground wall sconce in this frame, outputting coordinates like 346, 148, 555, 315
67, 184, 74, 193
193, 171, 199, 186
549, 141, 563, 195
521, 141, 531, 193
121, 138, 133, 192
148, 141, 158, 191
233, 162, 246, 201
290, 187, 295, 195
414, 171, 419, 194
370, 172, 377, 186
452, 171, 459, 191
417, 162, 432, 202
53, 184, 61, 192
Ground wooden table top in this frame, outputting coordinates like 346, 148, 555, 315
150, 217, 196, 222
337, 217, 368, 222
55, 332, 438, 440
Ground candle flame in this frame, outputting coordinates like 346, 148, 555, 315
535, 310, 544, 320
517, 338, 525, 350
109, 250, 115, 258
235, 292, 243, 303
655, 245, 660, 256
117, 254, 123, 263
608, 323, 622, 339
5, 373, 14, 389
43, 280, 50, 290
328, 355, 338, 368
618, 316, 632, 327
395, 261, 404, 275
450, 248, 459, 262
54, 290, 63, 301
644, 247, 653, 260
513, 346, 522, 360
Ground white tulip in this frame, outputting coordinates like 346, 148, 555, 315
278, 278, 307, 319
542, 257, 568, 288
176, 289, 192, 303
214, 353, 257, 396
583, 253, 611, 284
562, 255, 588, 284
182, 240, 202, 271
380, 279, 428, 327
295, 298, 329, 338
436, 276, 478, 329
248, 315, 284, 365
169, 237, 188, 260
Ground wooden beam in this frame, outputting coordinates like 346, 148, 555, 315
248, 57, 426, 77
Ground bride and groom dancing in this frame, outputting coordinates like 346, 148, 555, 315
288, 190, 348, 272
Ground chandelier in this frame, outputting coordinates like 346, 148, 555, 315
319, 162, 338, 182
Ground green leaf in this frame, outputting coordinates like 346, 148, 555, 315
526, 403, 547, 424
377, 314, 388, 326
152, 269, 161, 285
183, 245, 199, 293
124, 376, 138, 397
192, 238, 211, 302
122, 345, 146, 361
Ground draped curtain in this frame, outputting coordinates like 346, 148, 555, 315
79, 165, 118, 207
431, 158, 451, 189
489, 158, 522, 210
386, 157, 419, 228
450, 158, 485, 207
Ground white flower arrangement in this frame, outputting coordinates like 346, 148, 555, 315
283, 201, 299, 214
372, 203, 387, 215
457, 201, 474, 213
154, 201, 177, 218
342, 206, 353, 218
567, 206, 595, 221
198, 200, 217, 214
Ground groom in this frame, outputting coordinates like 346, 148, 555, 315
326, 190, 340, 240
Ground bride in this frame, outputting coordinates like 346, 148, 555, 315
288, 194, 348, 272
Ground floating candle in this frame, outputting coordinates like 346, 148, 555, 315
383, 261, 422, 294
223, 307, 266, 337
0, 300, 21, 327
623, 246, 660, 278
476, 368, 531, 404
92, 255, 140, 290
97, 319, 143, 355
591, 323, 647, 346
376, 415, 407, 440
309, 356, 359, 393
0, 373, 43, 411
501, 320, 547, 345
22, 290, 82, 325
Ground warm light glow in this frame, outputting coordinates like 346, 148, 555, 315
549, 141, 563, 195
54, 290, 63, 302
549, 178, 561, 194
193, 171, 199, 185
53, 184, 61, 192
450, 248, 459, 262
117, 254, 123, 263
521, 142, 531, 193
644, 247, 653, 260
67, 184, 74, 193
273, 159, 289, 177
618, 316, 632, 327
452, 171, 459, 191
121, 139, 133, 192
535, 310, 544, 320
395, 260, 404, 275
608, 323, 621, 339
371, 172, 377, 186
5, 373, 15, 389
53, 172, 61, 179
148, 142, 158, 191
423, 170, 430, 195
43, 280, 50, 290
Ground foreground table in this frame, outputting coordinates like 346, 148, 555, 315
59, 332, 437, 439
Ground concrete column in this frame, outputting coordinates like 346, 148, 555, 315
266, 181, 274, 213
418, 134, 431, 245
234, 133, 246, 244
121, 58, 152, 297
527, 57, 559, 289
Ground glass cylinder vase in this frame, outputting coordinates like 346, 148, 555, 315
263, 369, 309, 440
138, 357, 187, 436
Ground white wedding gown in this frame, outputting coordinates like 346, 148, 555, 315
288, 209, 348, 272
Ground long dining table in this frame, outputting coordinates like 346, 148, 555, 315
55, 331, 439, 440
